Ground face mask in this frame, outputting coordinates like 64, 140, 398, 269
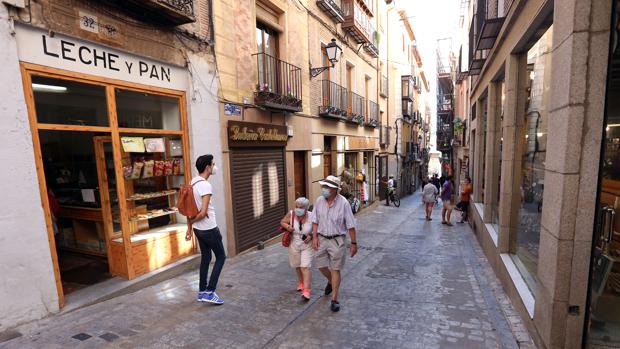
322, 188, 332, 198
210, 165, 217, 175
294, 208, 305, 217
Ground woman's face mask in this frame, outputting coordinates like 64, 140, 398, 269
294, 208, 306, 217
321, 187, 332, 198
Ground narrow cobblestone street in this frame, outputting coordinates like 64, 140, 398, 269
1, 194, 536, 349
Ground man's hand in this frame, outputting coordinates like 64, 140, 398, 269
185, 233, 192, 241
312, 236, 320, 250
185, 223, 192, 241
350, 243, 358, 257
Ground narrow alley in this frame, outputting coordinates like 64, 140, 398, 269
1, 194, 534, 349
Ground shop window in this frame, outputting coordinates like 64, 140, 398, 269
478, 96, 487, 204
491, 80, 505, 230
32, 75, 108, 126
511, 26, 553, 291
115, 89, 181, 130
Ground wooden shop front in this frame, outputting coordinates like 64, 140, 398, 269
16, 24, 195, 307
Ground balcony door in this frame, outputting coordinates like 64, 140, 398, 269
346, 64, 353, 115
256, 23, 279, 93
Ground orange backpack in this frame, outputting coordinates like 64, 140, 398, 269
178, 179, 204, 219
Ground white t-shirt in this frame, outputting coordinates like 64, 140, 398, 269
387, 179, 394, 188
422, 183, 439, 203
191, 176, 217, 230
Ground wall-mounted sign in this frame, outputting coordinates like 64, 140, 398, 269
345, 136, 377, 150
228, 121, 288, 147
15, 24, 187, 91
224, 103, 242, 116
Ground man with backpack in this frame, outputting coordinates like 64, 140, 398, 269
182, 154, 226, 305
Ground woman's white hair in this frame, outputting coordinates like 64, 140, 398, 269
295, 197, 310, 208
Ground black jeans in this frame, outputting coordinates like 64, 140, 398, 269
194, 226, 226, 292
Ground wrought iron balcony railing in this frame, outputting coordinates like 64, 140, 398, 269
468, 0, 506, 75
348, 91, 366, 124
116, 0, 196, 25
319, 80, 348, 120
363, 23, 379, 57
366, 100, 379, 127
316, 0, 345, 23
253, 53, 303, 113
380, 75, 388, 98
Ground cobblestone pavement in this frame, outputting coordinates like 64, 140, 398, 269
1, 193, 536, 349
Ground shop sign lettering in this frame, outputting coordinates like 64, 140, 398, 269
15, 24, 187, 90
228, 121, 288, 147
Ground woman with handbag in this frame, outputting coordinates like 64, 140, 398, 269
280, 197, 314, 301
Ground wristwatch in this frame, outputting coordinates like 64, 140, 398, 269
351, 241, 357, 245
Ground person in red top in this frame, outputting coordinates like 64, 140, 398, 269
457, 177, 473, 223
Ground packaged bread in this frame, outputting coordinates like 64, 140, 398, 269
130, 161, 144, 179
154, 160, 165, 177
164, 160, 173, 176
172, 159, 181, 175
142, 160, 154, 178
123, 165, 133, 179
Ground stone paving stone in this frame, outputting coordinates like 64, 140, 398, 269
0, 193, 536, 349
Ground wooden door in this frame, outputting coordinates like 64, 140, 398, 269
324, 153, 332, 178
294, 152, 307, 198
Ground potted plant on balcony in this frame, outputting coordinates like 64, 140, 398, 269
453, 117, 465, 136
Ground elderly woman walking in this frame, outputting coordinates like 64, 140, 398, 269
280, 197, 314, 301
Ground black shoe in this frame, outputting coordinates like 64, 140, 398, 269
324, 283, 333, 296
330, 300, 340, 312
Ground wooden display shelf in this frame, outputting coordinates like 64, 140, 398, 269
126, 190, 177, 201
129, 208, 178, 222
111, 223, 187, 244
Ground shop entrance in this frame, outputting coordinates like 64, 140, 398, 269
587, 2, 620, 345
23, 64, 193, 308
42, 133, 118, 295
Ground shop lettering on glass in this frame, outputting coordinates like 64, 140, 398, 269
41, 35, 171, 83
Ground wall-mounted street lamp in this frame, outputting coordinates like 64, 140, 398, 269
309, 38, 343, 79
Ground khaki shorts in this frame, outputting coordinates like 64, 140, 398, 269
315, 235, 347, 270
288, 234, 314, 268
442, 199, 452, 209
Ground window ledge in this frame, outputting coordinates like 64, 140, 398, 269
500, 253, 535, 318
485, 223, 498, 247
474, 202, 484, 221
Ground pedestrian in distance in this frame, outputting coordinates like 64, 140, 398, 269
280, 197, 315, 301
186, 154, 226, 304
312, 175, 358, 312
422, 178, 439, 221
441, 175, 454, 226
431, 174, 441, 206
456, 177, 473, 223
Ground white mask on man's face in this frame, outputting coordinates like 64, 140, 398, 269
210, 165, 217, 175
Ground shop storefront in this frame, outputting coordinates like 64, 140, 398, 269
342, 136, 376, 210
227, 121, 288, 253
15, 24, 197, 305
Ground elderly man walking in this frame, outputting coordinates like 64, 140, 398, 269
312, 175, 358, 312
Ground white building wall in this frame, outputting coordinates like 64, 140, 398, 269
185, 52, 228, 249
0, 5, 60, 331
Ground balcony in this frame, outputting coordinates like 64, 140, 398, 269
316, 0, 345, 23
366, 100, 379, 127
111, 0, 196, 25
380, 75, 388, 98
437, 94, 453, 114
363, 23, 379, 57
468, 0, 506, 75
318, 80, 349, 121
348, 91, 366, 125
342, 0, 372, 44
402, 100, 413, 120
401, 75, 414, 101
411, 110, 421, 124
253, 53, 303, 113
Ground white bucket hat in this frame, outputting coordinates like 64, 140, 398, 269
319, 175, 341, 189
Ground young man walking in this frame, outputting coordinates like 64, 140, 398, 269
186, 154, 226, 304
312, 175, 358, 312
